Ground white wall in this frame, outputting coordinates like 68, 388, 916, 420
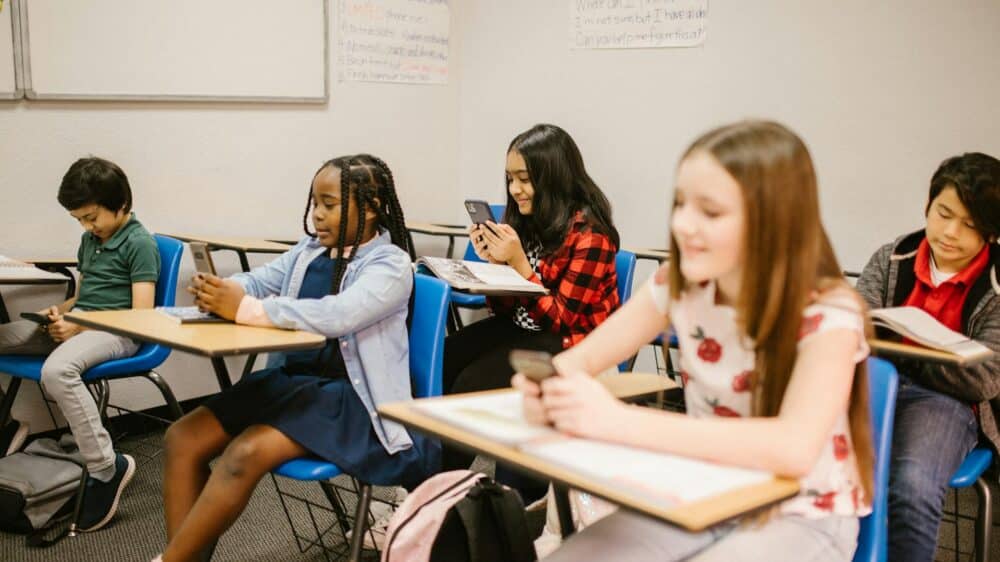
0, 4, 463, 431
456, 0, 1000, 272
4, 1, 1000, 427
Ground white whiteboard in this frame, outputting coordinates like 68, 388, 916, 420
0, 0, 20, 99
20, 0, 328, 102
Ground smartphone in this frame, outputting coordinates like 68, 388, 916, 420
509, 350, 555, 383
189, 242, 217, 276
464, 199, 497, 225
20, 312, 51, 326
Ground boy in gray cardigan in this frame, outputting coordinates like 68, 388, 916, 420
856, 152, 1000, 562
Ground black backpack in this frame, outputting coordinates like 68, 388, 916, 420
384, 470, 536, 562
430, 478, 536, 562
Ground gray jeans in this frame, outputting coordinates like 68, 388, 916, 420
543, 510, 859, 562
0, 320, 138, 475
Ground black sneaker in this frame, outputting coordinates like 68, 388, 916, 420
0, 419, 29, 456
77, 453, 136, 532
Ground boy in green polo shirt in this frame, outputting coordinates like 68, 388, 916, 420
0, 157, 159, 532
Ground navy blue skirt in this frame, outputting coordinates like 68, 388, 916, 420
204, 368, 439, 488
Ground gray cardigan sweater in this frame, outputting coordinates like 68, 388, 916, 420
856, 230, 1000, 452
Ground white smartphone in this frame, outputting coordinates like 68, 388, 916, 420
189, 242, 217, 276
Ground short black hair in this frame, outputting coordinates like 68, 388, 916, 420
57, 157, 133, 213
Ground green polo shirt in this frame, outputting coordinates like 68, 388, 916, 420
75, 214, 160, 311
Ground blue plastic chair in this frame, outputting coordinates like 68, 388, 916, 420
0, 234, 185, 427
853, 357, 900, 562
945, 446, 993, 562
614, 250, 636, 372
271, 274, 450, 562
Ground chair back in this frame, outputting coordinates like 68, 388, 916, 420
84, 234, 183, 380
409, 274, 451, 399
615, 250, 637, 371
462, 204, 507, 262
854, 356, 899, 562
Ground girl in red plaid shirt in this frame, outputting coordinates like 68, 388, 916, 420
441, 123, 621, 500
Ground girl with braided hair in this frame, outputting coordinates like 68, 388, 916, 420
155, 155, 436, 562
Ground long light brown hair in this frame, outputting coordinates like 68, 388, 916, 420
668, 120, 874, 501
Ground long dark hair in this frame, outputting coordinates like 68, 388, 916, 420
301, 154, 414, 295
504, 124, 619, 254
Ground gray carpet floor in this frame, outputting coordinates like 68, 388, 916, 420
0, 429, 997, 562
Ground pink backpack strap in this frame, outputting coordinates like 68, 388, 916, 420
381, 470, 487, 562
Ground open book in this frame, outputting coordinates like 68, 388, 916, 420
870, 306, 994, 365
416, 256, 548, 296
413, 391, 779, 512
156, 306, 229, 325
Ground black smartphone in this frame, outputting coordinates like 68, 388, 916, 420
464, 199, 497, 225
509, 350, 555, 383
20, 312, 51, 326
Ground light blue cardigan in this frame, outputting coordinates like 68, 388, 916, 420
231, 230, 414, 454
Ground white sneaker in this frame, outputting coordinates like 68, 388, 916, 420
346, 487, 408, 550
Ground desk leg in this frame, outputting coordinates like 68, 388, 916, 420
210, 358, 233, 391
0, 293, 9, 324
446, 235, 456, 259
236, 250, 251, 273
554, 484, 575, 538
240, 354, 258, 380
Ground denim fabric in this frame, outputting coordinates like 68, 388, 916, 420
229, 230, 414, 454
888, 374, 979, 562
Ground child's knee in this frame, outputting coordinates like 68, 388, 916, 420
218, 438, 264, 480
39, 358, 82, 390
164, 417, 213, 462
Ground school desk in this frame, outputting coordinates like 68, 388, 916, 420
870, 338, 989, 367
65, 309, 325, 392
380, 374, 799, 536
406, 222, 469, 259
0, 261, 73, 323
624, 246, 670, 263
161, 234, 292, 272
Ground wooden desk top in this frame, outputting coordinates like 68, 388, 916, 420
19, 258, 79, 268
380, 377, 798, 532
870, 339, 984, 366
406, 222, 470, 237
624, 247, 670, 261
65, 309, 325, 357
161, 234, 293, 254
0, 261, 72, 284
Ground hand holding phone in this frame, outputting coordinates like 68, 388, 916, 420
509, 350, 555, 383
20, 312, 51, 326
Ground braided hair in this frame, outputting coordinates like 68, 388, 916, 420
301, 154, 413, 295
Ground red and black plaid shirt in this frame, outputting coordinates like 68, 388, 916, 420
488, 213, 619, 348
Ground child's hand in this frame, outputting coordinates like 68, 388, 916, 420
540, 371, 627, 440
47, 318, 80, 342
194, 276, 245, 320
480, 223, 528, 270
511, 373, 549, 426
42, 305, 61, 323
468, 225, 502, 264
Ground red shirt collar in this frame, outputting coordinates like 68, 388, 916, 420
913, 237, 990, 289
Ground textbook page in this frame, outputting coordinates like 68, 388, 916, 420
0, 257, 70, 280
871, 306, 992, 361
414, 390, 556, 445
523, 438, 772, 505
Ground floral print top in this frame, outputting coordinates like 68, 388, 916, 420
649, 277, 872, 518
